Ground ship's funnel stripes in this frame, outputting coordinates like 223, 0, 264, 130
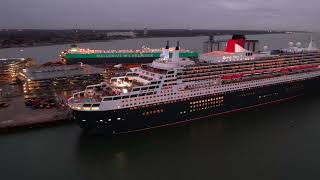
172, 41, 180, 61
225, 35, 246, 53
176, 41, 180, 50
166, 41, 169, 49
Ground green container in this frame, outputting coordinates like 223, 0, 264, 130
65, 52, 199, 59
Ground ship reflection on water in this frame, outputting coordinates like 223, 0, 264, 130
75, 111, 242, 170
74, 93, 319, 177
188, 118, 226, 145
0, 93, 318, 179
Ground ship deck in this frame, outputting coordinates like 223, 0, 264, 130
202, 51, 234, 57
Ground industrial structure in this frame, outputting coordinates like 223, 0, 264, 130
0, 58, 34, 82
18, 64, 104, 97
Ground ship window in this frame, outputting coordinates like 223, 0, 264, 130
92, 104, 100, 107
141, 87, 148, 90
149, 86, 156, 89
168, 71, 174, 74
113, 97, 121, 100
122, 96, 129, 99
133, 88, 140, 91
139, 93, 146, 96
83, 104, 91, 107
103, 98, 112, 101
131, 94, 138, 98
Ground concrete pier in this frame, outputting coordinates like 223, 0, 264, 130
0, 96, 71, 131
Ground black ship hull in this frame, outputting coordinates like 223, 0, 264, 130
65, 57, 156, 65
73, 77, 320, 134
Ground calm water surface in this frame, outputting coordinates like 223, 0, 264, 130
1, 33, 320, 179
0, 32, 319, 64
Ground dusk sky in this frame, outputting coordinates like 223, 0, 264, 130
1, 0, 319, 31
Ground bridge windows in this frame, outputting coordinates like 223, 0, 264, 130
113, 96, 121, 100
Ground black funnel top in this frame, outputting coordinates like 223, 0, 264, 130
232, 34, 246, 40
175, 41, 180, 50
166, 41, 169, 49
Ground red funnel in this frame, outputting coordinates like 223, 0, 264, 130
225, 35, 245, 53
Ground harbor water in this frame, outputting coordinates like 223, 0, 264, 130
1, 33, 320, 179
1, 33, 319, 64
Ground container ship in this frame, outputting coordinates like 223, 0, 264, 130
61, 44, 199, 65
68, 35, 320, 134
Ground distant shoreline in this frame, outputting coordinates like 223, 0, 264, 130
0, 39, 113, 50
0, 29, 291, 50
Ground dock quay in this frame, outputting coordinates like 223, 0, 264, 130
0, 96, 72, 132
0, 59, 134, 133
0, 62, 104, 132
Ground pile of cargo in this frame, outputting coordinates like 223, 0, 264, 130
24, 94, 70, 110
0, 102, 9, 109
25, 98, 57, 109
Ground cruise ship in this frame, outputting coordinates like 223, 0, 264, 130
68, 35, 320, 134
61, 44, 198, 65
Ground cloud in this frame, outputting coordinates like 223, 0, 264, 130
0, 0, 319, 31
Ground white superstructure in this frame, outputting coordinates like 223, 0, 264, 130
68, 38, 320, 112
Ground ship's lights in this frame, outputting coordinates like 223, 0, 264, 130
115, 81, 131, 88
122, 89, 128, 93
71, 48, 78, 52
